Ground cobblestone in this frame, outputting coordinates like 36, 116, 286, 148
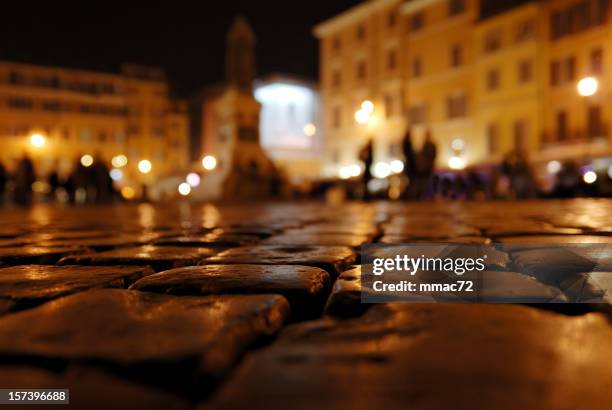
0, 200, 609, 407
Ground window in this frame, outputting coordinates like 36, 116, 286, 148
410, 12, 424, 31
80, 128, 92, 143
387, 50, 397, 70
384, 94, 394, 118
451, 45, 462, 67
449, 0, 465, 16
332, 107, 341, 129
412, 58, 422, 78
518, 60, 533, 83
486, 69, 500, 90
487, 123, 499, 154
550, 0, 608, 40
513, 119, 528, 150
356, 61, 367, 80
447, 94, 466, 119
357, 25, 366, 40
388, 10, 397, 27
550, 61, 561, 86
332, 70, 341, 87
556, 111, 568, 141
587, 105, 602, 138
564, 56, 576, 81
332, 37, 341, 52
590, 48, 603, 74
483, 31, 501, 53
7, 97, 33, 109
515, 20, 536, 43
409, 104, 426, 125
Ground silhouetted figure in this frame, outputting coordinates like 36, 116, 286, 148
67, 158, 89, 204
47, 170, 60, 202
416, 130, 437, 199
14, 155, 35, 206
92, 157, 113, 203
401, 131, 417, 199
359, 139, 374, 200
554, 161, 581, 198
0, 162, 7, 204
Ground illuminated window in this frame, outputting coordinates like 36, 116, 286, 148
590, 48, 603, 74
515, 19, 535, 43
447, 94, 466, 119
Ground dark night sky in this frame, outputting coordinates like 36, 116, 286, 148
0, 1, 525, 98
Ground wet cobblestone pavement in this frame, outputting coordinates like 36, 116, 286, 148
0, 200, 611, 409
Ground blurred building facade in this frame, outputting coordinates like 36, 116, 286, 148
314, 0, 612, 176
254, 74, 322, 182
0, 62, 189, 195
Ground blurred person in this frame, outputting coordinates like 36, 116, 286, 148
510, 151, 537, 199
92, 156, 113, 203
401, 130, 417, 199
14, 154, 35, 206
67, 157, 89, 204
553, 161, 581, 198
47, 169, 60, 202
359, 139, 374, 200
415, 130, 437, 199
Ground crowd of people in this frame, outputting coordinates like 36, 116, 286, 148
0, 154, 116, 206
356, 130, 608, 201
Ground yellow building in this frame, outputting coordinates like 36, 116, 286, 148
0, 61, 189, 195
315, 0, 612, 177
314, 0, 406, 178
473, 2, 544, 165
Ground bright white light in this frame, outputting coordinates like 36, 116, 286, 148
339, 166, 352, 180
373, 162, 391, 179
577, 77, 598, 97
451, 138, 465, 151
254, 83, 312, 103
138, 159, 152, 174
111, 154, 128, 168
355, 109, 369, 124
303, 123, 316, 137
186, 172, 201, 187
547, 160, 562, 174
361, 100, 374, 114
178, 182, 191, 196
202, 155, 217, 170
80, 154, 94, 167
390, 160, 404, 174
583, 170, 597, 184
109, 168, 123, 181
448, 156, 466, 170
30, 134, 46, 148
348, 164, 361, 177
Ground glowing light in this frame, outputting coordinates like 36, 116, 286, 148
111, 154, 128, 168
30, 134, 46, 148
121, 186, 135, 199
80, 154, 94, 167
178, 182, 191, 196
202, 155, 217, 170
109, 169, 123, 181
361, 100, 374, 114
138, 159, 152, 174
451, 138, 465, 151
583, 170, 597, 184
577, 77, 598, 97
186, 172, 201, 187
303, 123, 316, 137
390, 160, 404, 174
547, 160, 562, 174
373, 162, 391, 179
355, 109, 369, 124
448, 156, 466, 170
31, 181, 50, 193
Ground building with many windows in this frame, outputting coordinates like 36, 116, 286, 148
314, 0, 612, 178
0, 62, 189, 197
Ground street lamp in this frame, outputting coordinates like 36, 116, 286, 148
111, 154, 128, 168
80, 154, 94, 167
577, 76, 598, 97
202, 155, 217, 170
138, 159, 152, 174
30, 133, 46, 148
355, 100, 374, 125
